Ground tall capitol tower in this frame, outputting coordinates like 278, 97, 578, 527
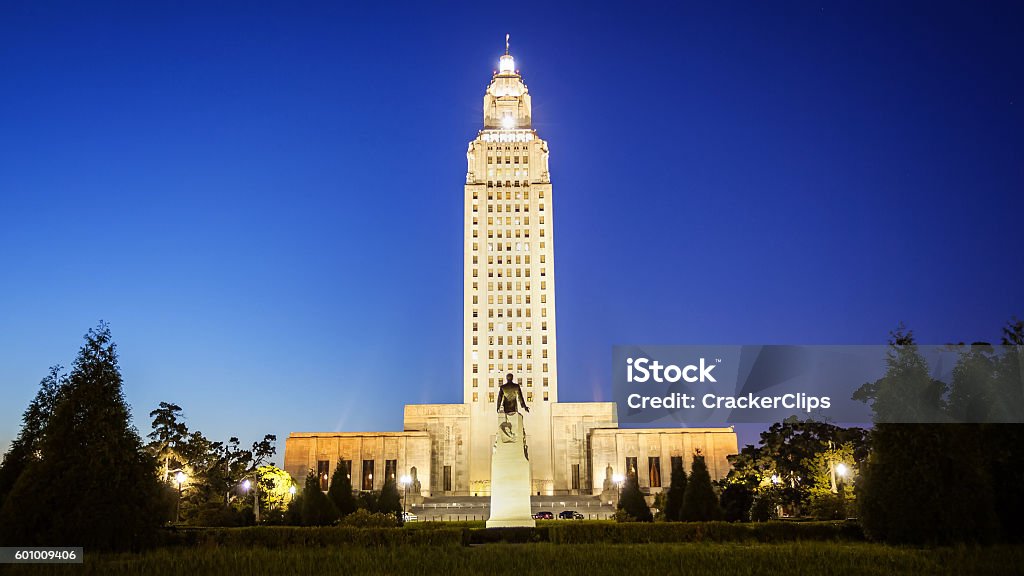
285, 39, 737, 503
463, 38, 558, 494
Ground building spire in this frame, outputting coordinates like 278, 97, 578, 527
505, 33, 510, 55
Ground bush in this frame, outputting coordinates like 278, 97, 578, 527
547, 521, 863, 544
720, 484, 754, 523
301, 471, 338, 526
810, 492, 848, 521
340, 509, 399, 528
616, 475, 653, 522
160, 526, 463, 548
749, 489, 781, 522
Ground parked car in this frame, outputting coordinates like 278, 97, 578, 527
532, 511, 554, 520
558, 510, 584, 520
400, 511, 418, 522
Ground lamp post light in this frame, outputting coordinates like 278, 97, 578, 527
174, 471, 187, 523
399, 474, 412, 520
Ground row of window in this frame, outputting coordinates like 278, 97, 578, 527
472, 203, 545, 214
472, 307, 548, 319
472, 363, 549, 374
472, 267, 547, 279
470, 375, 550, 388
471, 228, 546, 239
315, 459, 398, 492
471, 294, 547, 304
471, 242, 544, 252
470, 334, 549, 346
471, 255, 546, 266
472, 391, 549, 403
471, 190, 545, 201
486, 156, 529, 164
472, 321, 548, 332
473, 280, 548, 292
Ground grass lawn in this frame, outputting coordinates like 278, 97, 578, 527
8, 542, 1023, 575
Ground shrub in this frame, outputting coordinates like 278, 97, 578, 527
301, 470, 338, 526
810, 492, 847, 521
720, 483, 754, 522
749, 489, 781, 522
617, 474, 653, 522
340, 509, 399, 528
680, 453, 721, 521
327, 459, 357, 517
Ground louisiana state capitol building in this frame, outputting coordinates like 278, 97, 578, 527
285, 42, 738, 500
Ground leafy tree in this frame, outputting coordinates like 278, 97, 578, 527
680, 452, 721, 521
327, 459, 357, 517
749, 488, 781, 522
252, 465, 293, 515
663, 458, 687, 521
616, 474, 652, 522
719, 483, 754, 522
0, 323, 165, 549
147, 402, 189, 483
0, 366, 66, 509
301, 469, 338, 526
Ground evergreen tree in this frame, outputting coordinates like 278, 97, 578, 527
0, 323, 165, 549
857, 327, 997, 544
301, 469, 338, 526
0, 366, 66, 509
327, 459, 357, 517
616, 474, 653, 522
680, 453, 721, 521
663, 458, 687, 521
377, 476, 403, 519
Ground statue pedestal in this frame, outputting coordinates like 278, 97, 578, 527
486, 412, 535, 528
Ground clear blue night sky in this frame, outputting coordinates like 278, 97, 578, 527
1, 1, 1021, 455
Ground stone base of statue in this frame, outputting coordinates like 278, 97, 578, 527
486, 412, 535, 528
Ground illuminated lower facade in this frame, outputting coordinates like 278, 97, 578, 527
284, 41, 738, 497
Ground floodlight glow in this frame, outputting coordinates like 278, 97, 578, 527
400, 474, 412, 487
289, 486, 296, 495
242, 479, 251, 491
835, 463, 849, 477
502, 116, 515, 129
612, 473, 625, 485
499, 54, 515, 73
175, 471, 187, 486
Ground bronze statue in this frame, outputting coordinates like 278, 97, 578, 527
496, 373, 530, 415
496, 373, 530, 460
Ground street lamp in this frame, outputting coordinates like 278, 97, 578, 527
835, 463, 848, 478
174, 472, 187, 523
399, 474, 412, 520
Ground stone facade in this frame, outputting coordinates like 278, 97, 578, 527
284, 42, 739, 498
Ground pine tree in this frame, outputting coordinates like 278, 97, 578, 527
681, 453, 721, 521
377, 476, 402, 519
858, 328, 997, 544
0, 366, 65, 509
0, 323, 165, 549
663, 458, 687, 521
301, 469, 338, 526
327, 459, 357, 517
616, 474, 653, 522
